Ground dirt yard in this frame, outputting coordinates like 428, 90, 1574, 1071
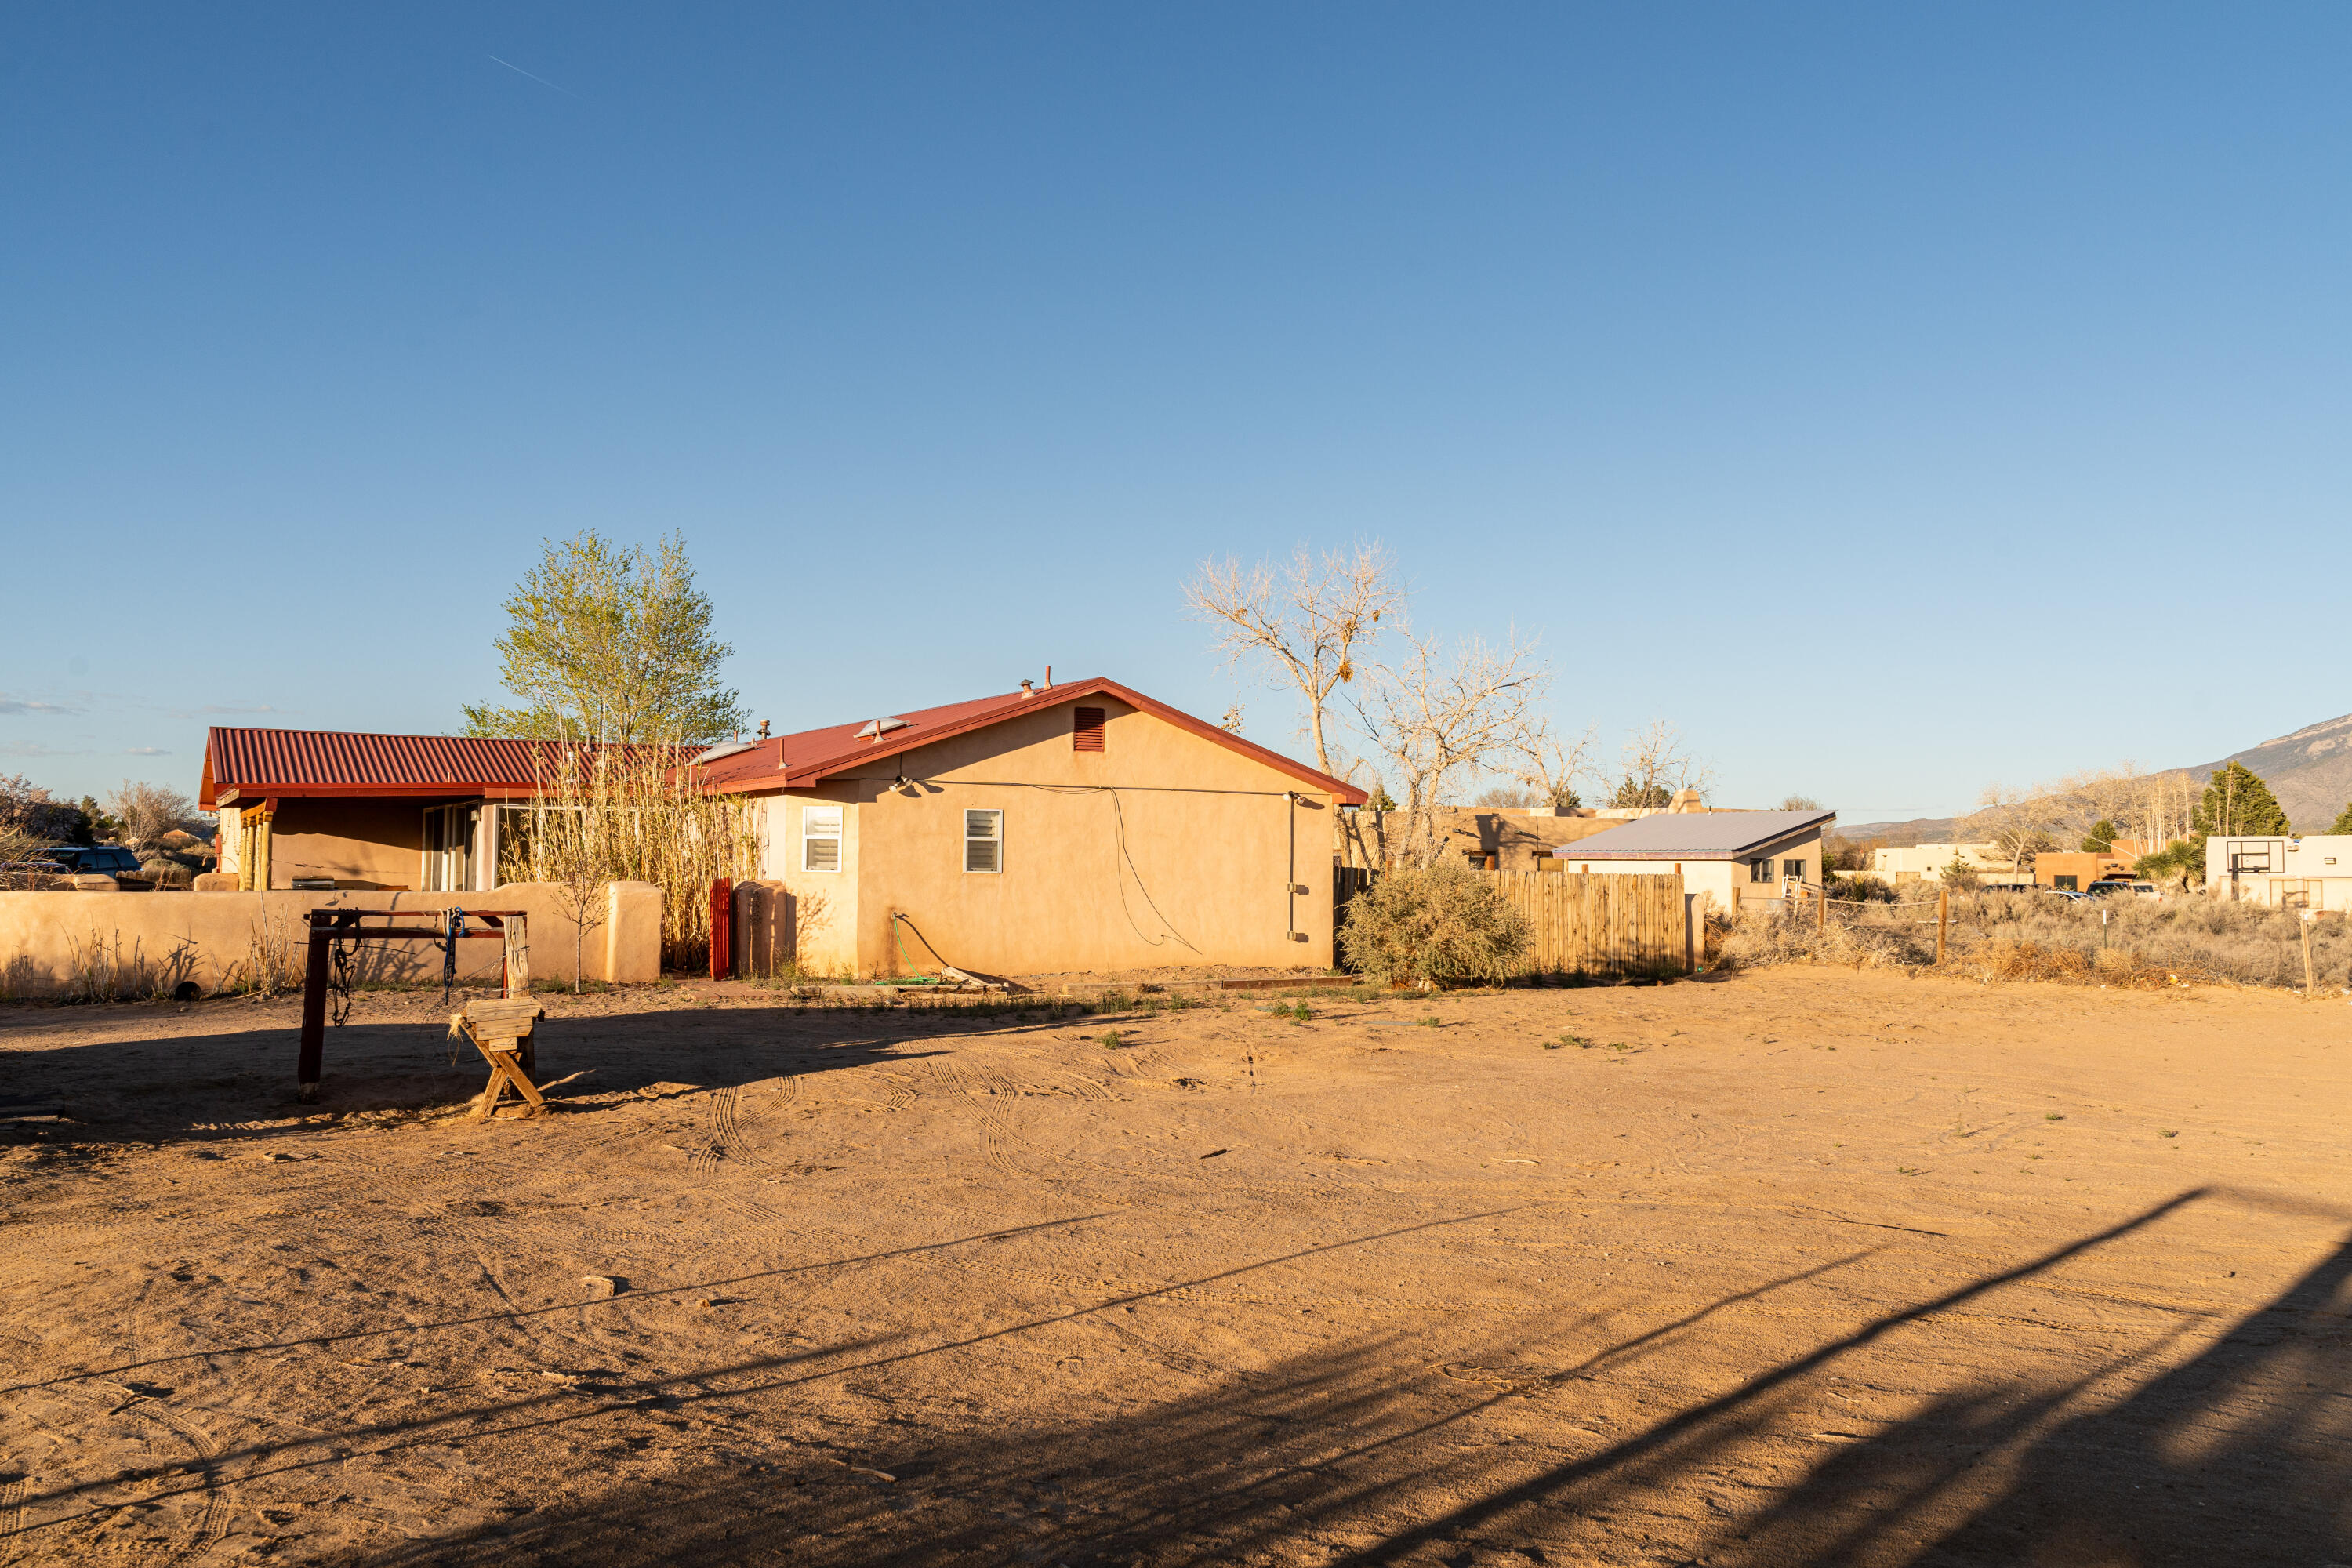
2, 968, 2349, 1566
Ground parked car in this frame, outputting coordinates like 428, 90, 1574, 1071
24, 844, 154, 888
2087, 879, 2161, 900
2046, 887, 2089, 902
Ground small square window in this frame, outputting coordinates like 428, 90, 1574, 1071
1749, 858, 1773, 883
802, 805, 843, 873
964, 808, 1002, 873
2053, 875, 2078, 891
1782, 858, 1805, 880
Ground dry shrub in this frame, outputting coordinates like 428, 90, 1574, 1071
1715, 887, 2344, 992
1340, 860, 1534, 989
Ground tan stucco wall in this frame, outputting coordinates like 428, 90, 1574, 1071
750, 695, 1341, 977
265, 797, 448, 889
0, 881, 661, 1000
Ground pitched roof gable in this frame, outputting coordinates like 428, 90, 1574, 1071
698, 678, 1367, 803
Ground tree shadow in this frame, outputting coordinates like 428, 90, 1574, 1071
0, 1000, 1086, 1150
271, 1189, 2352, 1566
1722, 1225, 2352, 1566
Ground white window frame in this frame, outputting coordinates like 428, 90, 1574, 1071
964, 808, 1003, 874
802, 804, 844, 873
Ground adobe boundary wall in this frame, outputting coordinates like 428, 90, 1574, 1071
0, 882, 661, 1001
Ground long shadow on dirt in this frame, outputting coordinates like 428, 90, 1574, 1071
0, 1001, 1076, 1149
275, 1190, 2352, 1566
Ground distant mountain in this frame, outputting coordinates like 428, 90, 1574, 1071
1838, 712, 2352, 846
1831, 815, 1960, 848
2178, 712, 2352, 833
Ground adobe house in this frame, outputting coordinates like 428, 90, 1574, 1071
698, 677, 1365, 977
198, 731, 677, 891
200, 677, 1365, 974
1550, 808, 1836, 911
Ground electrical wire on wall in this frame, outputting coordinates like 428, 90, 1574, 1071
856, 773, 1319, 958
1028, 783, 1201, 954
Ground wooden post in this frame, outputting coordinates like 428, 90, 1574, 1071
709, 878, 732, 981
503, 913, 530, 999
2303, 910, 2317, 996
1817, 881, 1827, 933
1936, 886, 1949, 965
296, 911, 331, 1098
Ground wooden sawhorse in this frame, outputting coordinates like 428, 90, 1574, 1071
456, 997, 550, 1119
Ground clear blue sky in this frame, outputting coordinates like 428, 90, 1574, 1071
6, 5, 2348, 820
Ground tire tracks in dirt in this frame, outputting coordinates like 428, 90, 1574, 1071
927, 1058, 1030, 1177
122, 1400, 227, 1568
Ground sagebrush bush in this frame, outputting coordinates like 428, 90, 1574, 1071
1340, 860, 1534, 989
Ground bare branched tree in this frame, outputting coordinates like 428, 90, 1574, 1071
1968, 784, 2065, 872
103, 780, 199, 846
1509, 720, 1599, 811
1183, 542, 1401, 779
1963, 765, 2201, 873
1348, 627, 1552, 869
1609, 720, 1714, 809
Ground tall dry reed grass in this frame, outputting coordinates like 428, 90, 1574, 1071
500, 742, 761, 972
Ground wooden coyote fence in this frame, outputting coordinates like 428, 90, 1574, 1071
1483, 869, 1690, 978
1334, 867, 1693, 979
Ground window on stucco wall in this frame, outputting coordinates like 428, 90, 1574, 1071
803, 806, 843, 873
964, 809, 1002, 873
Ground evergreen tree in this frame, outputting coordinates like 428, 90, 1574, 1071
2329, 801, 2352, 836
1609, 779, 1671, 810
2080, 818, 2118, 853
2190, 761, 2290, 837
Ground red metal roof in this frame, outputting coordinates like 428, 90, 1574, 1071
201, 681, 1367, 810
697, 678, 1368, 804
199, 728, 686, 808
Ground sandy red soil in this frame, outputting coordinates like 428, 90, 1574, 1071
2, 967, 2349, 1566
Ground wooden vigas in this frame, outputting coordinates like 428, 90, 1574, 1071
459, 997, 549, 1120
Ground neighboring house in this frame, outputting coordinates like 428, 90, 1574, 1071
2032, 851, 2134, 892
2204, 834, 2352, 909
1872, 841, 2012, 881
198, 730, 683, 891
1360, 806, 1621, 872
1549, 808, 1835, 909
696, 677, 1364, 976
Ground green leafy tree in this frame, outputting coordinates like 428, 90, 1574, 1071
463, 532, 744, 744
2080, 818, 2118, 854
2329, 801, 2352, 836
2190, 762, 2290, 838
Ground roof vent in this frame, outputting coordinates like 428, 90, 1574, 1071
1073, 707, 1105, 753
855, 717, 911, 741
689, 740, 757, 767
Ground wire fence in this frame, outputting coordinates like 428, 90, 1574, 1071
1715, 885, 2350, 993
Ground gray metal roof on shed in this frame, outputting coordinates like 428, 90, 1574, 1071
1548, 809, 1835, 861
